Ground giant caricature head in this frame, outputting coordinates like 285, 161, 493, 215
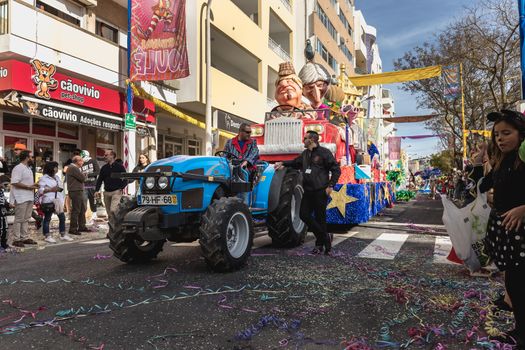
298, 62, 331, 109
274, 62, 304, 109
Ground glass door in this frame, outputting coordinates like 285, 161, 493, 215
58, 142, 78, 178
33, 139, 55, 182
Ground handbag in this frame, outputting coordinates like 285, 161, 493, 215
441, 178, 491, 271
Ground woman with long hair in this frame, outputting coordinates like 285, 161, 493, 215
473, 110, 525, 347
38, 161, 73, 244
133, 154, 150, 173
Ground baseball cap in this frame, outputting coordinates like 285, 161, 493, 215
14, 143, 27, 151
81, 150, 90, 160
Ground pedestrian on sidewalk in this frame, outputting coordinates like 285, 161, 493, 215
9, 151, 39, 247
95, 150, 127, 228
0, 175, 11, 249
472, 109, 525, 347
38, 162, 73, 243
133, 154, 150, 173
80, 150, 100, 224
66, 156, 88, 235
274, 131, 341, 255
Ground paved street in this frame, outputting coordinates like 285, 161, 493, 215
0, 196, 510, 349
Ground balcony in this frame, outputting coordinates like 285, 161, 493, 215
0, 0, 120, 83
278, 0, 292, 12
231, 0, 259, 25
268, 9, 291, 61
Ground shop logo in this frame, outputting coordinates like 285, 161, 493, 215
30, 59, 58, 100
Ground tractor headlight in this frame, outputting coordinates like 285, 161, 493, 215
145, 177, 156, 189
158, 176, 169, 190
305, 124, 324, 133
251, 126, 264, 137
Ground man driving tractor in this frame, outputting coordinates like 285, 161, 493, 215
223, 123, 260, 172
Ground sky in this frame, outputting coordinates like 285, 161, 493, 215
356, 0, 477, 158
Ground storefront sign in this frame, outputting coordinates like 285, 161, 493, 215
23, 101, 123, 131
215, 109, 253, 134
0, 60, 155, 121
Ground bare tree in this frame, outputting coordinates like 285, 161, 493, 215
394, 0, 520, 165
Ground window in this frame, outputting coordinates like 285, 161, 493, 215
316, 39, 336, 71
316, 3, 337, 41
96, 20, 118, 44
57, 123, 79, 140
340, 44, 353, 63
338, 11, 352, 37
187, 139, 201, 156
36, 1, 80, 26
33, 118, 56, 137
3, 114, 30, 133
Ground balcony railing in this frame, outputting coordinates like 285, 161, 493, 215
0, 0, 8, 35
279, 0, 292, 12
268, 37, 291, 61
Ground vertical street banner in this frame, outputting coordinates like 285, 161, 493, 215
388, 136, 401, 160
130, 0, 190, 81
518, 0, 525, 100
442, 65, 460, 100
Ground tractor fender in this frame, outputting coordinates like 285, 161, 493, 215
124, 206, 166, 241
268, 168, 302, 213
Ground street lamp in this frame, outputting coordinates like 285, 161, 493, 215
204, 0, 213, 156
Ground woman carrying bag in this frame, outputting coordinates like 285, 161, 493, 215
39, 162, 73, 244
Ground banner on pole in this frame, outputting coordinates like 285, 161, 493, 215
442, 65, 460, 99
388, 136, 402, 160
130, 0, 190, 81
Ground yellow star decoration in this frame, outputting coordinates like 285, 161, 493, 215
327, 184, 358, 217
384, 184, 391, 203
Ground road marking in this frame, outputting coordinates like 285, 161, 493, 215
433, 236, 455, 264
364, 222, 445, 230
332, 231, 358, 247
357, 233, 409, 260
81, 239, 109, 245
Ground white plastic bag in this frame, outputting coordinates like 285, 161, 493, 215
441, 179, 491, 270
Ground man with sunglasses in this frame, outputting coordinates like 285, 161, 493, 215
274, 131, 341, 255
223, 123, 260, 171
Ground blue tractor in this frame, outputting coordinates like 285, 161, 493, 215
108, 152, 306, 272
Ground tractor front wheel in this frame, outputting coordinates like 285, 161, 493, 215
267, 169, 307, 247
108, 197, 165, 263
199, 197, 254, 272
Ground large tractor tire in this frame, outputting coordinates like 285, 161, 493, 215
108, 197, 165, 263
199, 197, 254, 272
267, 169, 307, 247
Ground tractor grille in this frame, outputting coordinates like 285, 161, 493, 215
264, 117, 303, 146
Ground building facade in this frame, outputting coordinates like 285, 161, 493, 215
0, 0, 159, 179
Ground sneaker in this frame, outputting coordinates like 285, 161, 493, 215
22, 239, 38, 245
12, 241, 25, 248
311, 246, 324, 254
68, 231, 81, 236
78, 227, 94, 233
44, 236, 57, 244
60, 234, 74, 242
92, 213, 98, 220
324, 249, 334, 256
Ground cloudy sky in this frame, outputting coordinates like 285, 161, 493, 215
356, 0, 477, 158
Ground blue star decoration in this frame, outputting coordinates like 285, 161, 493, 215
327, 184, 358, 217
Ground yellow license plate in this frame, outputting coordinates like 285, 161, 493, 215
138, 194, 178, 206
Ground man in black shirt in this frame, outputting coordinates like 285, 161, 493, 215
275, 131, 341, 255
95, 150, 127, 226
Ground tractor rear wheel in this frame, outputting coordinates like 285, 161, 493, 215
267, 169, 307, 247
199, 197, 254, 272
108, 197, 165, 263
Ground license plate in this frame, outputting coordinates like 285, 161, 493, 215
138, 194, 178, 206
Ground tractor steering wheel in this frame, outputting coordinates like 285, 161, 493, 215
215, 150, 240, 160
270, 105, 306, 117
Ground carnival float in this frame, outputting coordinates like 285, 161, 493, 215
251, 61, 395, 225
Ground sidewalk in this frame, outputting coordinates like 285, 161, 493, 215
2, 214, 109, 251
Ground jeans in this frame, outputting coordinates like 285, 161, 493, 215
84, 187, 97, 213
42, 211, 66, 236
300, 189, 330, 250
